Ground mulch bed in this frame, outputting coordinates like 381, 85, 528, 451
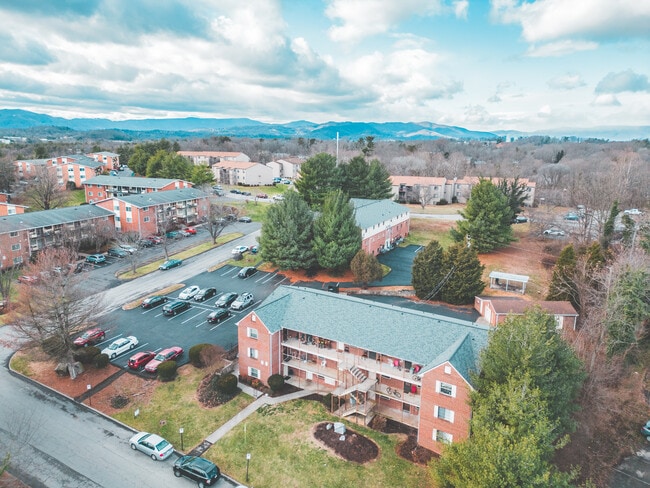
313, 422, 379, 464
369, 416, 436, 465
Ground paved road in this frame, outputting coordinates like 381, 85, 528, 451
409, 212, 462, 220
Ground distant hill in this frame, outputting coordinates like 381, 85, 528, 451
0, 109, 646, 141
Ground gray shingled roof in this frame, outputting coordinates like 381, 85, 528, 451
351, 198, 409, 230
0, 205, 114, 232
115, 188, 208, 207
252, 286, 489, 383
84, 175, 187, 188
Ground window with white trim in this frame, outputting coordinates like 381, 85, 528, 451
10, 231, 18, 237
434, 430, 453, 444
126, 217, 132, 223
434, 406, 455, 423
247, 327, 258, 339
144, 217, 150, 223
13, 256, 23, 265
248, 348, 258, 359
88, 191, 93, 196
11, 243, 21, 251
248, 367, 260, 379
436, 380, 456, 398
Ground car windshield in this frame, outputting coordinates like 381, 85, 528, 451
81, 331, 92, 338
155, 439, 170, 450
154, 353, 165, 361
109, 341, 124, 350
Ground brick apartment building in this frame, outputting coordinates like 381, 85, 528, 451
0, 193, 27, 216
83, 175, 193, 203
94, 188, 209, 235
14, 153, 119, 189
352, 198, 410, 255
237, 286, 489, 455
391, 176, 536, 206
0, 206, 115, 271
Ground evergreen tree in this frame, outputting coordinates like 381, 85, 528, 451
497, 176, 529, 219
475, 309, 585, 435
450, 179, 514, 252
601, 200, 620, 248
546, 245, 579, 310
350, 250, 383, 287
189, 165, 214, 186
411, 240, 445, 300
621, 214, 636, 248
258, 192, 316, 270
440, 243, 485, 305
312, 191, 361, 272
366, 160, 394, 200
293, 153, 339, 208
160, 153, 191, 180
145, 149, 166, 177
339, 156, 370, 199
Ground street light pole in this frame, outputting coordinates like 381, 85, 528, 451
87, 384, 92, 406
246, 453, 251, 482
179, 427, 184, 451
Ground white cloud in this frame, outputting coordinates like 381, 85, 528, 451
547, 74, 586, 90
491, 0, 650, 43
595, 69, 650, 93
325, 0, 444, 43
592, 94, 621, 106
453, 0, 469, 19
525, 40, 597, 57
537, 104, 552, 117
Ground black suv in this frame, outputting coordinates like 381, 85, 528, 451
162, 300, 190, 316
215, 292, 238, 308
173, 456, 220, 486
207, 308, 230, 324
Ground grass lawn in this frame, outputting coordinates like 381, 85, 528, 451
206, 400, 434, 488
404, 218, 455, 248
404, 203, 464, 215
64, 189, 87, 207
113, 367, 255, 454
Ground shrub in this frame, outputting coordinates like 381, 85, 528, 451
189, 343, 212, 367
452, 196, 458, 204
94, 353, 109, 369
437, 198, 449, 206
41, 336, 64, 358
157, 360, 178, 381
73, 346, 101, 365
267, 374, 284, 392
215, 373, 238, 394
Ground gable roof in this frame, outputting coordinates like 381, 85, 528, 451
484, 297, 578, 316
113, 188, 208, 207
252, 286, 488, 383
178, 151, 247, 158
212, 161, 260, 170
0, 205, 114, 232
56, 155, 104, 169
83, 175, 189, 188
390, 175, 447, 186
350, 198, 409, 230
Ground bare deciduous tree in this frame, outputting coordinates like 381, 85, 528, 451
203, 201, 238, 245
23, 166, 68, 210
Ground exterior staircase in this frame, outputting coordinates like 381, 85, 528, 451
349, 365, 367, 383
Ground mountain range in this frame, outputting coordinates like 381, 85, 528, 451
0, 109, 646, 141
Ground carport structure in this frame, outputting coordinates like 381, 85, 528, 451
488, 271, 529, 294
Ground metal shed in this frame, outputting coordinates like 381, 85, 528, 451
488, 271, 529, 294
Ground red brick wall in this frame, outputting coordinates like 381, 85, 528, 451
417, 362, 473, 455
237, 312, 280, 386
0, 230, 30, 271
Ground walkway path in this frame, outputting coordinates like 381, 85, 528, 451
205, 380, 315, 444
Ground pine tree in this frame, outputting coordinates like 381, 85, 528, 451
366, 160, 394, 200
350, 250, 383, 287
411, 240, 445, 299
450, 179, 514, 252
259, 192, 316, 270
293, 153, 339, 208
497, 176, 528, 219
546, 244, 579, 310
440, 243, 485, 305
313, 190, 361, 272
339, 156, 370, 199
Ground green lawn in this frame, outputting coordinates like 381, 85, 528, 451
64, 189, 87, 207
113, 367, 255, 453
404, 218, 455, 248
206, 400, 434, 488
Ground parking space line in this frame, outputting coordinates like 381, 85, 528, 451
182, 309, 209, 324
209, 317, 234, 331
275, 276, 288, 286
220, 267, 238, 277
256, 272, 276, 284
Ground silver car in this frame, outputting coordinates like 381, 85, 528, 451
129, 432, 174, 461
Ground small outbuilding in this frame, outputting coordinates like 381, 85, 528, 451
488, 271, 529, 294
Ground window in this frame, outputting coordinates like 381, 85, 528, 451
247, 327, 258, 339
88, 191, 93, 196
126, 217, 132, 223
143, 217, 150, 223
248, 348, 258, 359
142, 206, 149, 211
11, 243, 20, 251
248, 367, 260, 379
435, 406, 455, 423
126, 205, 132, 212
10, 231, 18, 237
434, 430, 453, 444
436, 381, 456, 398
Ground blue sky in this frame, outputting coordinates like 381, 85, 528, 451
0, 0, 648, 132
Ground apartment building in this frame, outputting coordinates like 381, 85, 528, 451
88, 151, 120, 171
178, 151, 250, 166
0, 193, 27, 216
237, 286, 489, 455
94, 188, 209, 235
391, 176, 536, 206
14, 155, 105, 189
212, 161, 273, 186
266, 157, 304, 180
352, 198, 410, 255
83, 175, 193, 203
0, 206, 115, 271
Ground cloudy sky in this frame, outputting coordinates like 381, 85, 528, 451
0, 0, 648, 132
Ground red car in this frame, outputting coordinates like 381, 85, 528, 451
18, 275, 39, 285
128, 351, 156, 370
144, 347, 184, 373
183, 227, 197, 235
74, 328, 106, 347
146, 235, 163, 245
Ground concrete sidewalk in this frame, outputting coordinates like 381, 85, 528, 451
205, 381, 314, 444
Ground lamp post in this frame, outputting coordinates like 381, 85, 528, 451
179, 427, 184, 451
87, 384, 92, 406
246, 453, 251, 482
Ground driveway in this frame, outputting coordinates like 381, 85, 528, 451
609, 450, 650, 487
370, 244, 422, 287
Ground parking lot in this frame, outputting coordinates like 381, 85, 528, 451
90, 264, 289, 371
